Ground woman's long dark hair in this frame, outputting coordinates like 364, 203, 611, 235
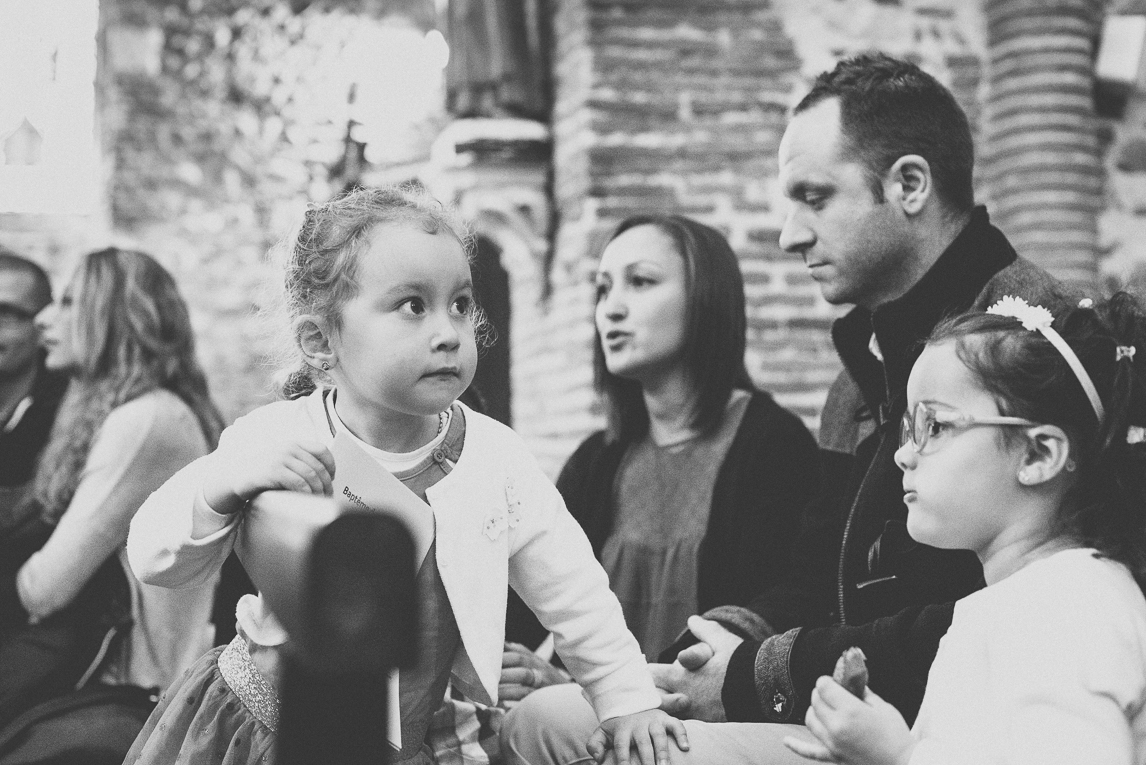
929, 292, 1146, 591
593, 215, 753, 443
31, 248, 224, 523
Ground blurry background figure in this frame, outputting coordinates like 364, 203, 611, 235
0, 247, 223, 764
0, 248, 65, 503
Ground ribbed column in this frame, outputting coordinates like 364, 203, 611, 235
982, 0, 1104, 290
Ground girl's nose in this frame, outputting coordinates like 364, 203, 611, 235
893, 441, 917, 472
431, 314, 461, 351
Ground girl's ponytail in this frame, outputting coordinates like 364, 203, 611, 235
281, 364, 318, 400
1081, 293, 1146, 589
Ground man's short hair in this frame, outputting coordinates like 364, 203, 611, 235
795, 52, 975, 213
0, 246, 53, 312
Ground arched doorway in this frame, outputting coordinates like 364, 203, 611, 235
467, 235, 512, 426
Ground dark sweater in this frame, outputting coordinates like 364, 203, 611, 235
715, 207, 1069, 724
505, 390, 820, 653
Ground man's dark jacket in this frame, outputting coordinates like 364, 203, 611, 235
711, 207, 1068, 724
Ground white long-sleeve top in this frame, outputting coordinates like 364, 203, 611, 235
911, 547, 1146, 764
17, 389, 217, 691
127, 388, 659, 721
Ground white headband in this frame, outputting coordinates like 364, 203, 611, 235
986, 296, 1105, 424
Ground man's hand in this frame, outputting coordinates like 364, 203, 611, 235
498, 641, 571, 707
648, 616, 742, 722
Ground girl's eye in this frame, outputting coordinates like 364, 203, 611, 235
629, 274, 656, 288
400, 298, 425, 316
451, 296, 473, 315
926, 419, 949, 439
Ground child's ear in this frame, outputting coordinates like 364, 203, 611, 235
295, 314, 336, 372
1018, 424, 1073, 486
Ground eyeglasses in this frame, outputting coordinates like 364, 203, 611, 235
0, 304, 35, 327
899, 402, 1039, 453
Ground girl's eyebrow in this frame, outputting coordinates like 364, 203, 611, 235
379, 276, 474, 299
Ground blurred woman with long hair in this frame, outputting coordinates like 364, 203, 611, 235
0, 247, 224, 726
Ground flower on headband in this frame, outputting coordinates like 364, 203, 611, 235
987, 295, 1055, 331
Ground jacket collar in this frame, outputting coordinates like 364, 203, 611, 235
831, 206, 1018, 422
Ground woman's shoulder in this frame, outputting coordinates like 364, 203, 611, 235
737, 389, 815, 443
103, 389, 196, 437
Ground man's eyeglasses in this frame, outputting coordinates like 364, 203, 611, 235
0, 304, 35, 327
899, 402, 1038, 453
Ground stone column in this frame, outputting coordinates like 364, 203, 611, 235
982, 0, 1105, 289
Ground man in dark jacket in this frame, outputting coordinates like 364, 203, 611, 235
498, 53, 1069, 765
644, 53, 1067, 735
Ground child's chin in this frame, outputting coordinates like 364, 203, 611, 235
905, 511, 948, 549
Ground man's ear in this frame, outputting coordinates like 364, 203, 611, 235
295, 315, 336, 372
886, 155, 932, 217
1018, 424, 1073, 486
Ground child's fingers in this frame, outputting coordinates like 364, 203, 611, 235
613, 726, 633, 765
665, 716, 689, 752
586, 727, 609, 764
290, 446, 334, 492
782, 735, 836, 762
803, 706, 832, 752
813, 676, 853, 711
633, 727, 658, 765
282, 456, 328, 496
302, 442, 336, 480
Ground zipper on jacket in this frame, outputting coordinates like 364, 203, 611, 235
836, 428, 891, 625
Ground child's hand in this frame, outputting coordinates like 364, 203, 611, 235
203, 434, 335, 514
586, 708, 688, 765
782, 677, 913, 765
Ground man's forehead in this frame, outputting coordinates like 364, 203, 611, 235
780, 99, 846, 165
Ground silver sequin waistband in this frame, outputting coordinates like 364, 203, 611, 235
218, 635, 282, 732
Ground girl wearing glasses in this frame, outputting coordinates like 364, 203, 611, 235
786, 293, 1146, 764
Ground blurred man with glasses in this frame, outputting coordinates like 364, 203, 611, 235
0, 247, 65, 495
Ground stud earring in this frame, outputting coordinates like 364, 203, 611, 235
1018, 470, 1032, 485
320, 361, 331, 372
1065, 459, 1077, 473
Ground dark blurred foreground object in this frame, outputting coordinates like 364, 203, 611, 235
235, 492, 416, 765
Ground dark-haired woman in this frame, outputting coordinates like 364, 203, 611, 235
0, 248, 223, 730
500, 216, 819, 745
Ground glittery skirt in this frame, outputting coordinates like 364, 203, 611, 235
123, 638, 277, 765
